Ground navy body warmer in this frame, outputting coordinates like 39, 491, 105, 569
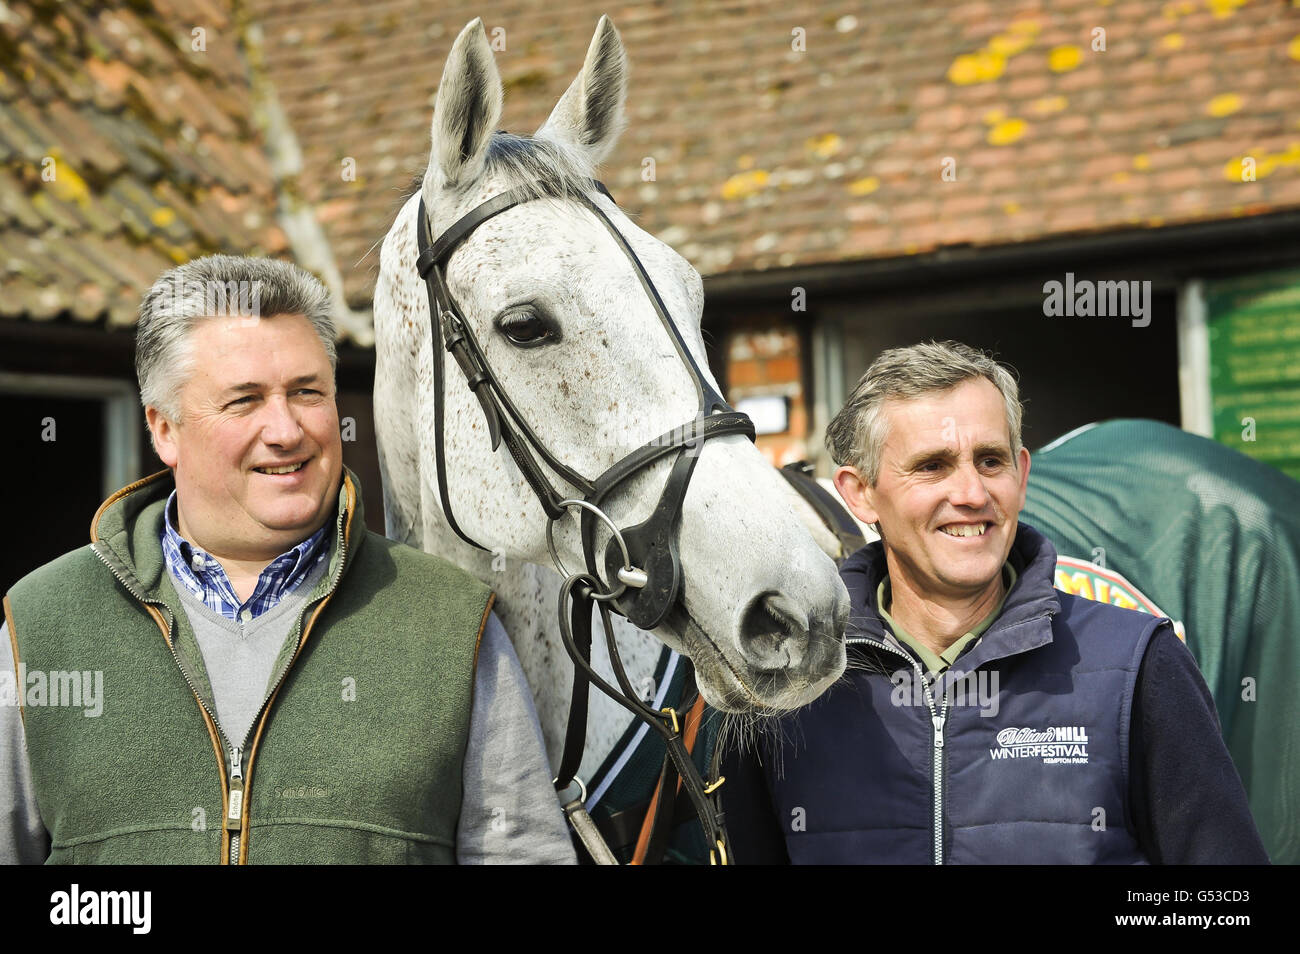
763, 525, 1160, 864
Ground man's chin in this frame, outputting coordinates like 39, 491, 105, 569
250, 501, 333, 538
932, 554, 1006, 592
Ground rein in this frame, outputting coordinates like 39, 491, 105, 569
414, 176, 752, 864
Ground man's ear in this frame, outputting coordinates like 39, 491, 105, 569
1015, 446, 1031, 511
146, 406, 179, 468
833, 464, 880, 527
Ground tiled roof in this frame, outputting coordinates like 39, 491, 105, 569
7, 1, 1298, 331
251, 0, 1300, 305
0, 0, 286, 327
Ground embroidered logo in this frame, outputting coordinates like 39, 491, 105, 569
990, 725, 1090, 764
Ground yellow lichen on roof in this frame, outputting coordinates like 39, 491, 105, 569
1206, 0, 1249, 18
1206, 93, 1243, 117
847, 176, 879, 196
988, 118, 1027, 145
1161, 33, 1185, 50
1030, 95, 1068, 115
947, 19, 1040, 86
1288, 35, 1300, 60
44, 153, 90, 206
948, 50, 1006, 85
1223, 143, 1300, 180
988, 32, 1034, 57
805, 133, 842, 159
1048, 45, 1083, 73
1133, 154, 1152, 171
721, 170, 769, 200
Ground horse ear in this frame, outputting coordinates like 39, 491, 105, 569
430, 18, 503, 187
535, 15, 627, 164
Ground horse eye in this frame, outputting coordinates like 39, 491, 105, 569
496, 310, 556, 348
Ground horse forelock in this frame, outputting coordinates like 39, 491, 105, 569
415, 131, 600, 207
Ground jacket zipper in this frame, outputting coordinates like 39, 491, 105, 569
92, 501, 350, 865
846, 635, 950, 864
227, 745, 243, 863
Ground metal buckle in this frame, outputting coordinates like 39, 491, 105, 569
546, 498, 647, 602
660, 706, 680, 735
553, 774, 588, 804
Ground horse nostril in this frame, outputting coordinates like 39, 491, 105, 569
737, 592, 810, 671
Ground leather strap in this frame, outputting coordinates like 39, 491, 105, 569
563, 799, 619, 865
417, 185, 537, 276
417, 197, 488, 552
779, 460, 867, 564
553, 577, 595, 792
597, 784, 702, 853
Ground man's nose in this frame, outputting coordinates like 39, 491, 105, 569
947, 461, 990, 508
258, 395, 304, 446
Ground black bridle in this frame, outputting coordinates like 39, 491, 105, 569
414, 176, 754, 863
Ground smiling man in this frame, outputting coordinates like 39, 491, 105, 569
724, 340, 1267, 864
1, 255, 574, 864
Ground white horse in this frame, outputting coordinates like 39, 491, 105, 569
372, 17, 849, 784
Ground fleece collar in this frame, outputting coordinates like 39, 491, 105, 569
841, 521, 1061, 668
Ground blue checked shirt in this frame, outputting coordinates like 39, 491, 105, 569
160, 491, 330, 622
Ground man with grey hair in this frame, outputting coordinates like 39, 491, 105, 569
1, 255, 575, 864
724, 339, 1266, 864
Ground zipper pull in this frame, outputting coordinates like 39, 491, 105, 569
225, 746, 244, 831
932, 713, 947, 749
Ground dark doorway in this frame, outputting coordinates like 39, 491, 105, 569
1, 394, 106, 595
836, 291, 1181, 452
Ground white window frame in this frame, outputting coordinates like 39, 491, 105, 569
1176, 279, 1213, 437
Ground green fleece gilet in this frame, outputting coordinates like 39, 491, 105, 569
3, 469, 493, 864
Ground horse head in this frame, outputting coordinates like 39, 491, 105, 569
377, 17, 848, 713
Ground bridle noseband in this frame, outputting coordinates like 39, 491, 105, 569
414, 176, 753, 864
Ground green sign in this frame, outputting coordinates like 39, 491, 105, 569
1206, 269, 1300, 482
